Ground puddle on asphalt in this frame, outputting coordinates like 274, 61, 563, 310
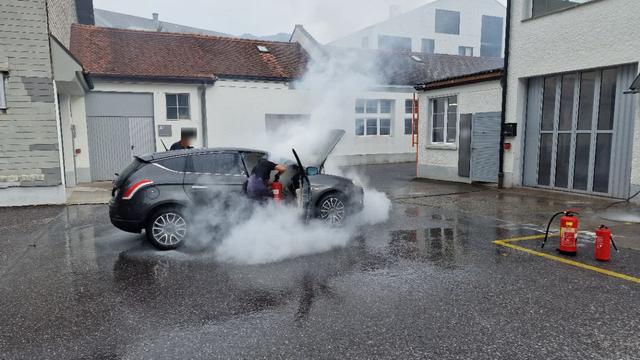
388, 227, 468, 267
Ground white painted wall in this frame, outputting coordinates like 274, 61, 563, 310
417, 79, 502, 182
505, 0, 640, 192
330, 0, 505, 57
70, 95, 90, 183
206, 79, 418, 165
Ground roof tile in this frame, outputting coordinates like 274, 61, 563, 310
70, 24, 308, 81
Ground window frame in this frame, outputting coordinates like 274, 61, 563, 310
430, 95, 458, 145
529, 0, 596, 20
421, 38, 435, 54
404, 99, 418, 136
166, 93, 191, 120
458, 46, 474, 57
355, 99, 394, 137
435, 9, 461, 35
377, 35, 412, 52
0, 72, 6, 110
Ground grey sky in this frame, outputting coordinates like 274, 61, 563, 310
93, 0, 507, 43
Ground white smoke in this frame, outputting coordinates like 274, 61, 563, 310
183, 47, 392, 264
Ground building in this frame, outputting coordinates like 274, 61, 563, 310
0, 0, 92, 206
330, 0, 506, 58
69, 24, 310, 182
503, 0, 640, 201
93, 8, 290, 42
415, 68, 503, 183
67, 24, 504, 183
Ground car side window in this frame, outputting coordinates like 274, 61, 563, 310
189, 153, 245, 175
156, 157, 187, 172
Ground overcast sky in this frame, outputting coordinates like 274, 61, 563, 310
93, 0, 507, 43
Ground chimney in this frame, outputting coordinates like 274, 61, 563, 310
389, 4, 401, 19
152, 12, 162, 31
75, 0, 95, 25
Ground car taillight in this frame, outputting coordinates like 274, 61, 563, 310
122, 179, 154, 200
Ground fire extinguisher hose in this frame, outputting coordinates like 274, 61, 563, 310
541, 211, 566, 249
611, 235, 619, 252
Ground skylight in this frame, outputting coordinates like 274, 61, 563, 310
257, 45, 269, 53
411, 55, 423, 62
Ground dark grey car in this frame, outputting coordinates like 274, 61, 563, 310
109, 130, 364, 250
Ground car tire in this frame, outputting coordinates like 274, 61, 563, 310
316, 192, 348, 226
145, 206, 188, 250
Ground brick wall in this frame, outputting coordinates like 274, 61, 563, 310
0, 0, 61, 188
46, 0, 78, 47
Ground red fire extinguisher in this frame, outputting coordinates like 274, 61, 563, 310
541, 209, 580, 255
271, 174, 284, 202
595, 225, 618, 262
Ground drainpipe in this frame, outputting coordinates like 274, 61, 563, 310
200, 76, 217, 148
498, 0, 512, 189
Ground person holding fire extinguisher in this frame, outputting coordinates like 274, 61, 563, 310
246, 157, 287, 202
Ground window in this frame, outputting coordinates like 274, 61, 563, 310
435, 9, 460, 35
156, 157, 187, 172
458, 46, 473, 57
404, 99, 418, 135
0, 72, 6, 110
531, 0, 594, 18
361, 37, 369, 49
166, 93, 190, 120
189, 153, 244, 175
355, 99, 393, 136
480, 15, 503, 57
431, 96, 457, 144
421, 39, 435, 54
378, 35, 412, 52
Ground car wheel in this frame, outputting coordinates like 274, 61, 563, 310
317, 193, 347, 226
146, 207, 188, 250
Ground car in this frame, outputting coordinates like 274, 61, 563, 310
109, 130, 364, 250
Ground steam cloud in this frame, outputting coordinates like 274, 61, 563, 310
186, 48, 392, 265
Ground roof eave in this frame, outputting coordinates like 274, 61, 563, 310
415, 70, 503, 91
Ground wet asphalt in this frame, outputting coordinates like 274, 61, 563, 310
1, 163, 639, 359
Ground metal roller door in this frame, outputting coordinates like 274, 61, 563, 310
470, 112, 501, 183
86, 92, 155, 181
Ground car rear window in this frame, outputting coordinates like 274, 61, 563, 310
156, 157, 187, 172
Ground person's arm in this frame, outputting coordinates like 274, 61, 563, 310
275, 164, 286, 173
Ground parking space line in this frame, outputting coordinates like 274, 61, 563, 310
493, 235, 640, 284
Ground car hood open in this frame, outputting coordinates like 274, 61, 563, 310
299, 129, 345, 169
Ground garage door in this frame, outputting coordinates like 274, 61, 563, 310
86, 92, 155, 181
522, 64, 637, 198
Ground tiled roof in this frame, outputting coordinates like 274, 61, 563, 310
70, 25, 309, 81
325, 46, 504, 86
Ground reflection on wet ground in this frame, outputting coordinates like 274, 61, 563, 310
2, 170, 640, 358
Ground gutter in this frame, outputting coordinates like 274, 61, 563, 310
199, 79, 216, 148
498, 0, 512, 189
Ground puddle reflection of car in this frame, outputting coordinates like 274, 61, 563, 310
109, 130, 364, 250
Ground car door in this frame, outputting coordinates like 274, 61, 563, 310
292, 148, 313, 222
183, 152, 248, 204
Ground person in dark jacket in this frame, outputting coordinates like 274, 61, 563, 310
247, 158, 286, 201
170, 128, 196, 151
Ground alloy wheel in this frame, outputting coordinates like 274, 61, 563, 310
152, 212, 187, 246
320, 196, 346, 225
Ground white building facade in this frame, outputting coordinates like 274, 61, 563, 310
504, 0, 640, 201
330, 0, 506, 58
417, 74, 503, 183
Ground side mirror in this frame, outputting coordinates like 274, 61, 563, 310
306, 166, 319, 176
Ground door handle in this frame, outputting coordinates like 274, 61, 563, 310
192, 185, 208, 189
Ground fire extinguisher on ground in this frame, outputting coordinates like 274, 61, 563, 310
271, 173, 284, 202
595, 225, 618, 262
541, 209, 580, 255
